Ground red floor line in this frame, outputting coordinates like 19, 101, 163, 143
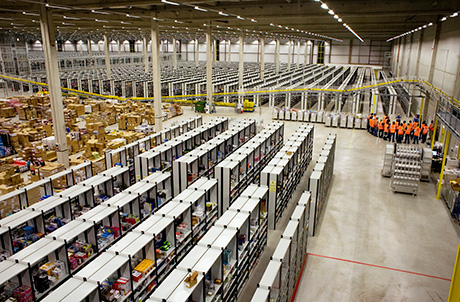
308, 253, 451, 282
290, 254, 308, 302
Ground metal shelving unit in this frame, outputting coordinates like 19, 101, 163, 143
261, 124, 314, 229
309, 134, 336, 236
251, 191, 310, 302
390, 145, 421, 195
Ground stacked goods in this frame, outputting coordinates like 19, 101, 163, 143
38, 162, 65, 188
126, 115, 142, 131
84, 138, 106, 158
67, 103, 86, 116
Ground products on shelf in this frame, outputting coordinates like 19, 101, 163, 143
184, 271, 198, 288
176, 222, 189, 242
12, 285, 32, 302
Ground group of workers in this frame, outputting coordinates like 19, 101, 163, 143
367, 113, 434, 145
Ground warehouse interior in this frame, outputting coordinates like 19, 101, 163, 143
0, 0, 460, 301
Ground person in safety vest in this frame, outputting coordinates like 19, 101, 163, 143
383, 121, 390, 141
404, 122, 412, 144
389, 122, 396, 143
421, 121, 429, 144
378, 120, 384, 138
373, 117, 379, 137
413, 125, 421, 144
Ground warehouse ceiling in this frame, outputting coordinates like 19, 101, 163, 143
0, 0, 459, 43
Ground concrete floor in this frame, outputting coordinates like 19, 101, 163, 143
171, 105, 460, 302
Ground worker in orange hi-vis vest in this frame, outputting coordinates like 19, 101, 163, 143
404, 123, 412, 144
373, 117, 379, 137
378, 120, 384, 138
428, 120, 434, 140
383, 121, 390, 141
421, 121, 429, 144
413, 125, 421, 144
411, 120, 418, 140
389, 122, 397, 143
397, 124, 404, 144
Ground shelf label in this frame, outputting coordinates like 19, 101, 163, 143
269, 180, 276, 192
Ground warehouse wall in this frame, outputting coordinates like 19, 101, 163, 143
179, 39, 387, 66
391, 16, 460, 119
26, 38, 387, 66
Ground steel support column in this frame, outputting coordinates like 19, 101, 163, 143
103, 35, 111, 78
39, 4, 69, 167
151, 20, 163, 132
260, 34, 265, 80
206, 26, 213, 108
238, 33, 244, 105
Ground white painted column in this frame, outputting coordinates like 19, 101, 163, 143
151, 20, 163, 132
304, 41, 308, 65
173, 38, 177, 69
297, 40, 300, 67
87, 39, 93, 67
275, 38, 280, 74
227, 40, 231, 62
39, 4, 69, 167
260, 34, 265, 80
103, 35, 111, 78
206, 26, 213, 108
238, 33, 244, 105
87, 40, 92, 56
287, 40, 292, 71
117, 40, 121, 55
213, 39, 217, 63
195, 39, 199, 67
143, 37, 149, 73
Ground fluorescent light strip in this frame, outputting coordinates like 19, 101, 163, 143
194, 6, 207, 12
346, 26, 364, 42
91, 10, 109, 15
45, 4, 72, 10
315, 1, 362, 42
218, 11, 229, 16
22, 12, 39, 16
161, 0, 180, 6
386, 20, 437, 42
63, 16, 81, 20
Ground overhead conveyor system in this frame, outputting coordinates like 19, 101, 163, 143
305, 66, 342, 112
352, 67, 367, 114
336, 67, 358, 113
369, 68, 380, 114
322, 67, 352, 112
379, 71, 399, 115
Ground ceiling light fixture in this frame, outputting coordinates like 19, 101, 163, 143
251, 19, 257, 22
451, 12, 458, 18
45, 4, 71, 10
63, 16, 80, 20
194, 6, 207, 12
321, 3, 328, 9
441, 16, 447, 21
161, 0, 180, 6
91, 10, 109, 14
218, 11, 229, 16
328, 10, 334, 15
236, 16, 245, 20
22, 12, 39, 16
428, 22, 433, 26
334, 15, 339, 19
